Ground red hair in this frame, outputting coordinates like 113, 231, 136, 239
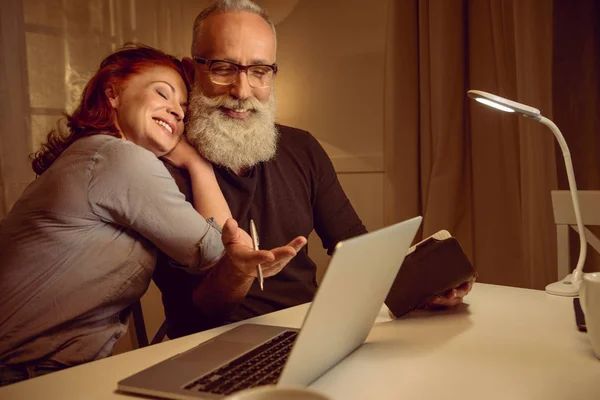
31, 43, 187, 175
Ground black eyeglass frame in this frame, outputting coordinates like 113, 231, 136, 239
193, 57, 278, 88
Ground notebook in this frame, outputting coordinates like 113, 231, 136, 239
117, 216, 422, 399
385, 230, 476, 318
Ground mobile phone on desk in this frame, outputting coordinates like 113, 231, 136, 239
574, 297, 587, 332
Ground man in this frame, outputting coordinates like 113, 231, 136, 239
153, 0, 472, 338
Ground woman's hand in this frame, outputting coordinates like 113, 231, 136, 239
162, 136, 206, 170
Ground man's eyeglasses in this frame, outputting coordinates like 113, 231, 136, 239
193, 57, 278, 88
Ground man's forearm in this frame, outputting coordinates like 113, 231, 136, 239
191, 255, 254, 324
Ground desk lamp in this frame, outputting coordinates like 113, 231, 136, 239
467, 90, 586, 296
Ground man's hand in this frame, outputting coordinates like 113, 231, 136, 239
191, 219, 306, 327
221, 219, 307, 279
423, 278, 475, 309
260, 236, 307, 278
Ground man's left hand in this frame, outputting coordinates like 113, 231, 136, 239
424, 278, 475, 308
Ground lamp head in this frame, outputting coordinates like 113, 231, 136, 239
467, 90, 541, 120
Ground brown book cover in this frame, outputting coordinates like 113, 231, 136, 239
385, 230, 476, 318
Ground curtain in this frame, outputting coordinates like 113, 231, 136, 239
384, 0, 595, 289
553, 0, 600, 273
0, 0, 198, 219
469, 0, 558, 288
0, 0, 34, 217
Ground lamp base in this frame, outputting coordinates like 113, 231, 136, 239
545, 273, 580, 297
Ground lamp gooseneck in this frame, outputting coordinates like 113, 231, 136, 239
538, 116, 587, 294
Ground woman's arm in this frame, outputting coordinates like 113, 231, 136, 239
89, 138, 224, 270
162, 137, 232, 227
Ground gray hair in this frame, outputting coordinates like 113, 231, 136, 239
191, 0, 277, 56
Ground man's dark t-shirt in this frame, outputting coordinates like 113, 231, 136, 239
153, 125, 367, 338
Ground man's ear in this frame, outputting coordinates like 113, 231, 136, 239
181, 57, 197, 88
105, 85, 119, 109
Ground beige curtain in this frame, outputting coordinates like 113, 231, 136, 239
0, 0, 198, 219
0, 0, 34, 218
385, 0, 561, 289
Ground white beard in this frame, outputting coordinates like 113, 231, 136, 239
185, 89, 279, 171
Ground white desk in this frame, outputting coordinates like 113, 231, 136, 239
2, 283, 599, 400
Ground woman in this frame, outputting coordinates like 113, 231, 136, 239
0, 44, 275, 386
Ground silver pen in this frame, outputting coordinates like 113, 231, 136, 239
249, 219, 264, 291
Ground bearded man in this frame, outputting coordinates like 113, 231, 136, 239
153, 0, 472, 338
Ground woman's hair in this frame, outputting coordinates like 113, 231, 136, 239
30, 43, 186, 175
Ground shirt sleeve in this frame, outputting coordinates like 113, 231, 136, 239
306, 132, 368, 254
87, 139, 224, 272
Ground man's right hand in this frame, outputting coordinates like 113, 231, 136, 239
221, 218, 307, 279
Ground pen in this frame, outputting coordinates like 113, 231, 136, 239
249, 219, 264, 291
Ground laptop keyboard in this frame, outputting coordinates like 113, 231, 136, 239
183, 330, 298, 396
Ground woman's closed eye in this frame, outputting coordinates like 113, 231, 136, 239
156, 88, 168, 99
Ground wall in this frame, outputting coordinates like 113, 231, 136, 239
269, 0, 388, 280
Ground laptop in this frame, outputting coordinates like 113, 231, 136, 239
118, 216, 422, 399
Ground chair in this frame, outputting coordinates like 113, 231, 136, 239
551, 190, 600, 278
130, 301, 168, 348
128, 281, 169, 349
